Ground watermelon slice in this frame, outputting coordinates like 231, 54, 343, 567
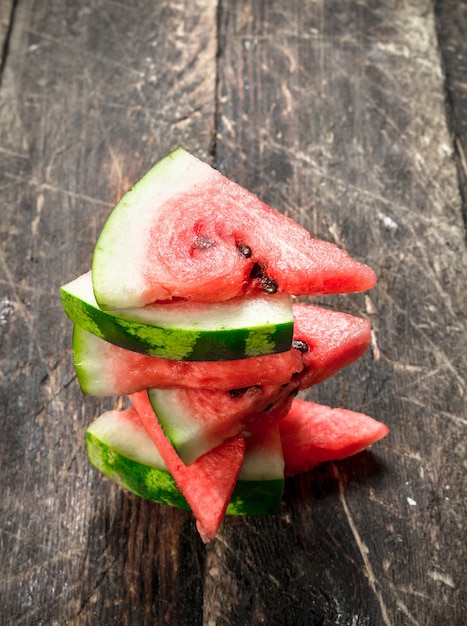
92, 148, 376, 310
85, 399, 389, 539
229, 423, 284, 515
292, 304, 371, 389
145, 382, 297, 464
72, 325, 303, 395
86, 406, 189, 510
60, 146, 384, 542
279, 399, 390, 477
85, 406, 285, 517
73, 303, 372, 465
61, 271, 294, 361
71, 304, 370, 396
131, 391, 245, 541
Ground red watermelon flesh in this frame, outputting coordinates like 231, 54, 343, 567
92, 149, 376, 309
74, 327, 303, 395
148, 183, 377, 303
279, 399, 390, 477
73, 304, 369, 397
145, 381, 297, 464
124, 306, 371, 464
131, 391, 245, 541
292, 304, 371, 389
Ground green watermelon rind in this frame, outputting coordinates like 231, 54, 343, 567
147, 387, 214, 465
226, 480, 284, 516
60, 273, 294, 361
86, 431, 190, 510
86, 431, 283, 517
85, 408, 284, 517
91, 148, 204, 311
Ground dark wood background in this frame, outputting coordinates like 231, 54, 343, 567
1, 1, 466, 624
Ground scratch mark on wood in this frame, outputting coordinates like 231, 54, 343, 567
31, 189, 44, 238
265, 143, 435, 218
0, 250, 68, 412
399, 397, 467, 427
3, 172, 114, 207
455, 136, 467, 180
429, 569, 456, 588
327, 222, 345, 248
413, 331, 465, 395
333, 463, 393, 626
0, 145, 29, 158
395, 597, 422, 626
370, 328, 381, 361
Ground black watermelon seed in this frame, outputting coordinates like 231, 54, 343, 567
292, 340, 309, 353
262, 277, 278, 294
248, 261, 278, 294
237, 243, 252, 258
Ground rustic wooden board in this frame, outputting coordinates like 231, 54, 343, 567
1, 1, 465, 625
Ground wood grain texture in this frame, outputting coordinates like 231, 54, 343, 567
212, 1, 466, 624
1, 1, 465, 625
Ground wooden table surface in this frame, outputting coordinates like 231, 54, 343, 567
1, 1, 466, 624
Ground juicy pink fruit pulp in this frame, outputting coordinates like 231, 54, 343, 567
141, 181, 376, 304
126, 305, 372, 461
292, 304, 371, 389
93, 337, 303, 394
82, 304, 370, 396
131, 391, 245, 542
150, 382, 297, 457
280, 399, 390, 477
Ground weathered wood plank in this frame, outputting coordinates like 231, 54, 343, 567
213, 1, 466, 624
0, 1, 216, 624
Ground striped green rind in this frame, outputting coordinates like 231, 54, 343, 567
61, 273, 293, 361
72, 326, 104, 395
86, 431, 190, 510
86, 410, 284, 516
147, 388, 208, 464
227, 480, 284, 516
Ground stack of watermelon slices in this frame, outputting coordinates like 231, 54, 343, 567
61, 148, 389, 541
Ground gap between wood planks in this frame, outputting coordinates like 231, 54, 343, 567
0, 0, 18, 82
433, 0, 467, 236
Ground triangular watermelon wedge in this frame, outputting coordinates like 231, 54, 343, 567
85, 405, 285, 518
131, 390, 245, 541
293, 304, 371, 389
92, 148, 376, 310
279, 399, 390, 476
71, 304, 370, 397
146, 382, 296, 465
